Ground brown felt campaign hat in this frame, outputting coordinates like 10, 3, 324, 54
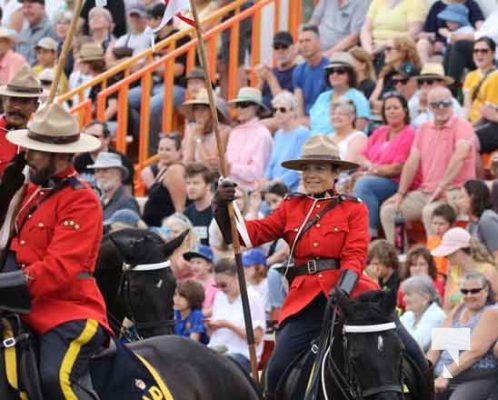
6, 103, 100, 153
0, 65, 42, 98
281, 135, 359, 171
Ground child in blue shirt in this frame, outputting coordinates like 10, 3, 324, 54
174, 280, 209, 344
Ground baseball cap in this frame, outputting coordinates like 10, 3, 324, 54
242, 249, 266, 267
431, 227, 471, 257
394, 62, 420, 79
127, 3, 147, 18
183, 244, 214, 263
34, 37, 57, 52
104, 209, 147, 229
273, 31, 293, 48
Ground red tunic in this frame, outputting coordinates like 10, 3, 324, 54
244, 194, 379, 323
9, 166, 110, 335
0, 116, 19, 177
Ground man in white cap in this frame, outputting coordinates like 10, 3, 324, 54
0, 65, 42, 177
0, 103, 109, 399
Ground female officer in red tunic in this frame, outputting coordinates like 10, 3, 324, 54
213, 135, 380, 398
1, 103, 110, 399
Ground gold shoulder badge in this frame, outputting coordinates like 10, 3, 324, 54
62, 220, 81, 230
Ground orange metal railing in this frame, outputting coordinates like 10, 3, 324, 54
60, 0, 304, 194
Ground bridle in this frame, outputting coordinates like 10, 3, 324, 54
341, 322, 403, 399
108, 235, 176, 340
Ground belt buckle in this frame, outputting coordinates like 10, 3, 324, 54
307, 259, 318, 274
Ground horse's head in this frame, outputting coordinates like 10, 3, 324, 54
335, 288, 404, 400
105, 228, 188, 338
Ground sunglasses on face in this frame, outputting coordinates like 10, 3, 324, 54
393, 78, 409, 85
418, 79, 441, 86
272, 106, 289, 114
430, 100, 452, 109
213, 282, 228, 290
273, 44, 289, 50
473, 48, 491, 55
236, 102, 254, 109
328, 68, 347, 76
460, 287, 484, 295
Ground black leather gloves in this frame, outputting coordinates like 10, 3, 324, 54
213, 179, 237, 206
1, 151, 26, 194
212, 180, 237, 244
331, 269, 359, 299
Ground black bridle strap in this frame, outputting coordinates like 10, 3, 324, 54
362, 384, 403, 398
134, 320, 175, 330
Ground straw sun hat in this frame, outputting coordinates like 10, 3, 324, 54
79, 43, 105, 62
0, 65, 42, 98
6, 103, 100, 153
179, 88, 231, 124
281, 135, 359, 171
415, 63, 454, 85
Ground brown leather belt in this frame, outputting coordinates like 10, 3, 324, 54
292, 258, 340, 277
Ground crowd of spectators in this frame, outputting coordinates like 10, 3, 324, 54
2, 0, 498, 393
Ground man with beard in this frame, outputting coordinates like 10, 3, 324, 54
183, 162, 214, 246
0, 103, 110, 399
87, 151, 139, 220
0, 65, 41, 177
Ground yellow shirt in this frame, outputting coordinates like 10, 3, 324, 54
463, 69, 498, 123
367, 0, 427, 45
31, 65, 69, 96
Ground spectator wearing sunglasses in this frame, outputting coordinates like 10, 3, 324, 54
309, 51, 370, 136
308, 0, 370, 58
369, 35, 421, 113
255, 31, 297, 111
409, 63, 464, 128
263, 91, 310, 192
380, 86, 476, 245
428, 272, 498, 400
225, 87, 273, 191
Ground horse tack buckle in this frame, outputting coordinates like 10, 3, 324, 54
307, 259, 318, 274
3, 337, 16, 348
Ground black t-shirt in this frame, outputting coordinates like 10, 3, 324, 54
183, 204, 213, 246
155, 29, 192, 87
74, 149, 135, 188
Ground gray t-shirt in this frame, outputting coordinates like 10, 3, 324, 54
311, 0, 370, 51
469, 209, 498, 255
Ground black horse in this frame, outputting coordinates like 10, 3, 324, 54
275, 288, 434, 400
95, 228, 184, 339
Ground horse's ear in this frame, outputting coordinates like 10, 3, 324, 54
162, 229, 189, 258
380, 286, 398, 314
334, 289, 354, 318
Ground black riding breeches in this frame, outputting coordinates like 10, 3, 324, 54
38, 319, 106, 400
265, 295, 326, 395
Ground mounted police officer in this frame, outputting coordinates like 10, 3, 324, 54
0, 65, 42, 178
0, 103, 110, 399
213, 135, 380, 398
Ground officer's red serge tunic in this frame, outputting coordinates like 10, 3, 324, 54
244, 194, 379, 324
9, 166, 110, 335
0, 116, 18, 177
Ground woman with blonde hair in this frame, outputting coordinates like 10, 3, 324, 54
431, 227, 498, 311
349, 46, 376, 99
370, 35, 422, 111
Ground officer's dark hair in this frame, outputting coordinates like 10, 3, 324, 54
300, 24, 319, 37
214, 257, 237, 276
367, 239, 399, 270
431, 203, 457, 226
86, 120, 111, 138
185, 161, 214, 185
176, 279, 205, 310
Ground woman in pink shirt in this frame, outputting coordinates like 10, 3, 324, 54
353, 92, 420, 238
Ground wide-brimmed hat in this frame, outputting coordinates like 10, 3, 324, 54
228, 86, 269, 112
179, 88, 231, 124
325, 52, 355, 70
183, 244, 214, 263
87, 151, 129, 179
0, 65, 42, 98
6, 103, 100, 153
79, 43, 105, 62
281, 135, 359, 171
415, 63, 454, 85
431, 227, 471, 257
0, 27, 16, 42
437, 3, 470, 26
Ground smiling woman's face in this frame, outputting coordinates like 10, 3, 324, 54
301, 163, 337, 195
